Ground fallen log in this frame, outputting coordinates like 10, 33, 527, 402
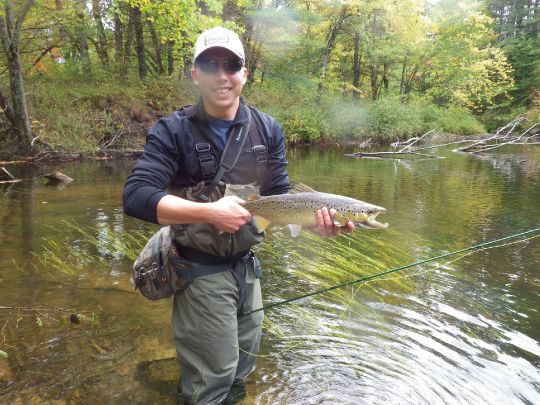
44, 171, 74, 184
1, 167, 16, 181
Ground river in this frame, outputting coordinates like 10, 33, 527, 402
1, 145, 539, 404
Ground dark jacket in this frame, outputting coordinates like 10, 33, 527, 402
123, 100, 290, 223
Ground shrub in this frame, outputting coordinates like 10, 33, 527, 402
437, 105, 485, 134
367, 96, 423, 141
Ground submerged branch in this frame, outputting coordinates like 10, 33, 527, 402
346, 150, 444, 159
347, 117, 539, 160
398, 130, 435, 152
455, 120, 539, 154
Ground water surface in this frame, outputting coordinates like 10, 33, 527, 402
0, 146, 539, 404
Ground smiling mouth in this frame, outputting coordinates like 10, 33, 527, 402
214, 88, 231, 94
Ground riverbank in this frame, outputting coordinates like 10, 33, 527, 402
0, 74, 516, 161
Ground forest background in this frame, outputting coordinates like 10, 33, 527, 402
0, 0, 538, 158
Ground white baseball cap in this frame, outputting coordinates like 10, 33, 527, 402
193, 27, 245, 63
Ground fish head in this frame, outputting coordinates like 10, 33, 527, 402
335, 202, 388, 230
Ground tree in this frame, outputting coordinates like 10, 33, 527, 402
422, 10, 514, 112
485, 0, 540, 106
0, 0, 35, 154
91, 0, 109, 67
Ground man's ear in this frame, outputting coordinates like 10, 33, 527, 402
242, 67, 248, 84
191, 69, 199, 86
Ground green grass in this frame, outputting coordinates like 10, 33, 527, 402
12, 69, 489, 155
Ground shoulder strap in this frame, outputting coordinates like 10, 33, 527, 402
179, 105, 218, 183
248, 107, 268, 184
199, 110, 252, 201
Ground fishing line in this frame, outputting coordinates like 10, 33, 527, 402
243, 227, 540, 315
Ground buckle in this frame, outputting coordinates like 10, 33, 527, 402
252, 145, 266, 155
196, 143, 211, 153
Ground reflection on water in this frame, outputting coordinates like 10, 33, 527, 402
1, 147, 539, 404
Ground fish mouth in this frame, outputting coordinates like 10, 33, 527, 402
354, 211, 388, 229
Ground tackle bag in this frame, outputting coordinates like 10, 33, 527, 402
132, 226, 191, 300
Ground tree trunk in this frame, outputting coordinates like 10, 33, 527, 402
91, 0, 109, 67
167, 40, 174, 75
370, 65, 379, 100
0, 0, 35, 154
54, 0, 68, 48
114, 10, 123, 65
131, 6, 147, 79
352, 31, 361, 99
382, 63, 389, 92
75, 0, 91, 73
122, 12, 134, 76
317, 5, 348, 96
147, 20, 164, 75
406, 65, 420, 94
400, 58, 407, 94
318, 6, 348, 78
243, 21, 260, 84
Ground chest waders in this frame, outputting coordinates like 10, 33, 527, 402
171, 105, 267, 314
172, 105, 268, 404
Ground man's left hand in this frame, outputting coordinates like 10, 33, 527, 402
314, 207, 354, 237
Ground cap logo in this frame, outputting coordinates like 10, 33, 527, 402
204, 32, 230, 47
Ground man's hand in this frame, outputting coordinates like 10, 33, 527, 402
314, 207, 354, 237
208, 195, 252, 233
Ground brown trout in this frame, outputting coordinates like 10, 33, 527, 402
240, 184, 388, 237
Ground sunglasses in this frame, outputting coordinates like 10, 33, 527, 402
196, 58, 244, 74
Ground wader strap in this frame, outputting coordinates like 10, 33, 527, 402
199, 109, 252, 201
179, 245, 248, 266
231, 255, 249, 316
181, 104, 268, 193
195, 142, 216, 183
180, 105, 217, 183
248, 108, 268, 184
175, 263, 232, 279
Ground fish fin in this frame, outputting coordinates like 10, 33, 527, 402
288, 224, 302, 237
332, 212, 350, 227
252, 215, 271, 233
247, 194, 260, 201
289, 183, 317, 194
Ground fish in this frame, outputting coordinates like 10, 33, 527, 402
240, 183, 388, 237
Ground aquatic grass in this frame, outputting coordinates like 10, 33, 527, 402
252, 228, 419, 342
37, 238, 95, 275
35, 220, 156, 275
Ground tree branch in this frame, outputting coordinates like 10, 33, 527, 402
13, 0, 35, 48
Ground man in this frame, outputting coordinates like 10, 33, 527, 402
123, 26, 353, 404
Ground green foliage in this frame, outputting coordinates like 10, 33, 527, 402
0, 0, 534, 154
437, 105, 486, 134
500, 35, 540, 106
246, 78, 484, 142
25, 73, 191, 154
423, 10, 514, 112
366, 96, 423, 141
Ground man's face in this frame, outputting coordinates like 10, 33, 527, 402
191, 48, 248, 119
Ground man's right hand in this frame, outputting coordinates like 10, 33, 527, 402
208, 196, 252, 233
